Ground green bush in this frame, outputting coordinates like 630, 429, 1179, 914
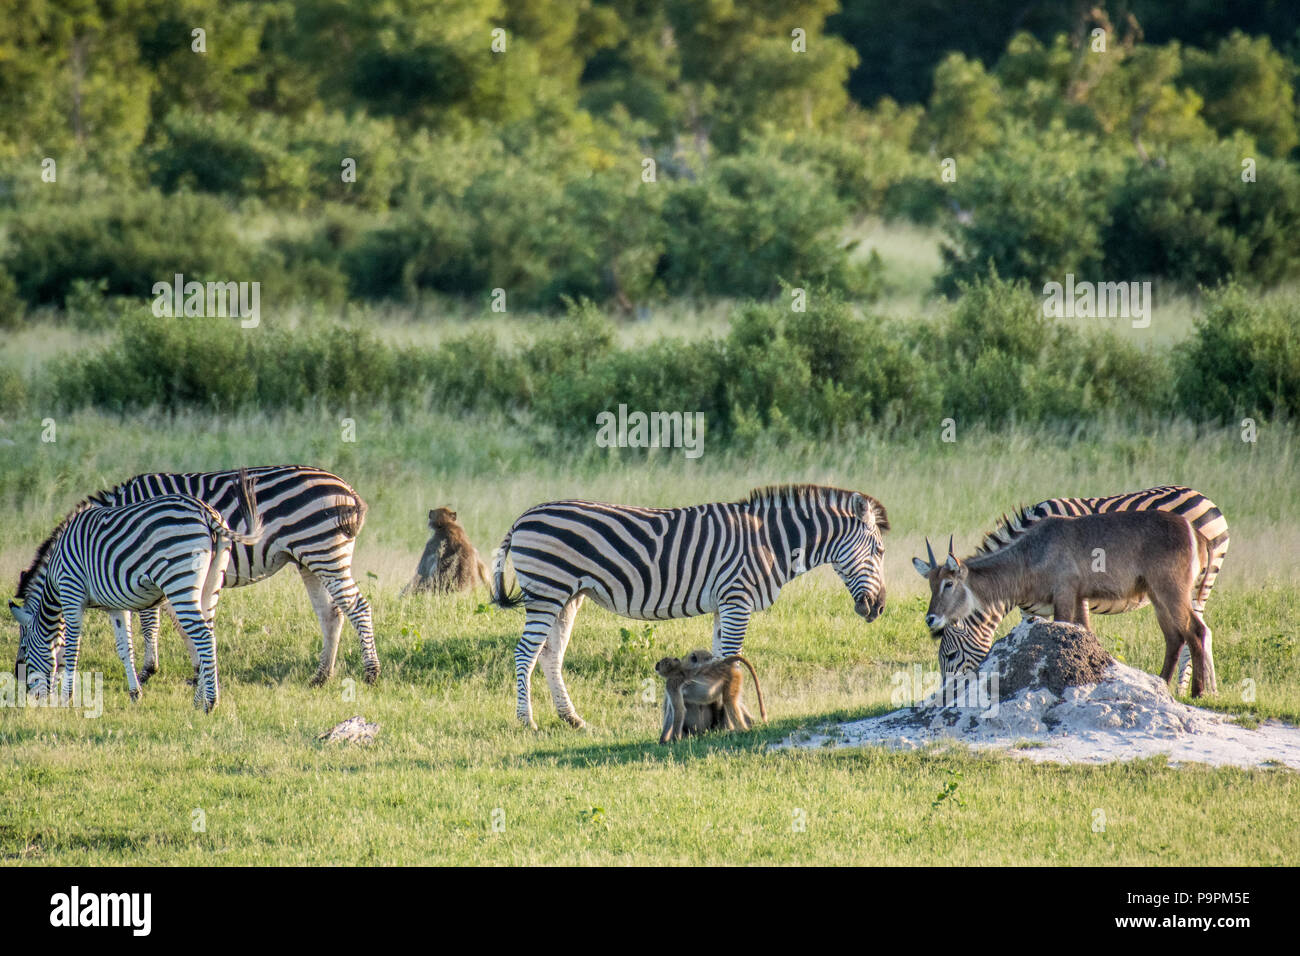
1176, 285, 1300, 422
0, 267, 25, 329
658, 153, 861, 297
3, 188, 258, 307
1103, 143, 1300, 287
937, 130, 1119, 294
933, 273, 1173, 424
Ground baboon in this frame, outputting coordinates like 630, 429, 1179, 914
401, 508, 490, 596
655, 651, 767, 744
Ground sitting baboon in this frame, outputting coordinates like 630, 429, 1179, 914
401, 507, 490, 596
655, 651, 767, 744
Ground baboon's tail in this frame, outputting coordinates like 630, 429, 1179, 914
490, 531, 525, 609
727, 655, 767, 722
476, 556, 491, 589
225, 467, 264, 545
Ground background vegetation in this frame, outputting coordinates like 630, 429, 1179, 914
2, 1, 1299, 865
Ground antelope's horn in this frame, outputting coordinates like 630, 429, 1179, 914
925, 537, 936, 568
947, 534, 955, 557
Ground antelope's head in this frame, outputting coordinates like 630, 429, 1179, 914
911, 536, 994, 675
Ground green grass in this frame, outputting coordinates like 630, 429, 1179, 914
1, 409, 1298, 864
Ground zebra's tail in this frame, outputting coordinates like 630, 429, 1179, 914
333, 492, 368, 539
224, 467, 265, 545
490, 531, 525, 609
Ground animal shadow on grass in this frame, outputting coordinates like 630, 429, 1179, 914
523, 706, 876, 769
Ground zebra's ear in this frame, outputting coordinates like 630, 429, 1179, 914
872, 500, 890, 533
9, 600, 31, 626
851, 492, 882, 527
911, 556, 932, 578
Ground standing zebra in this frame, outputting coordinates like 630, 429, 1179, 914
969, 485, 1228, 692
80, 465, 379, 686
492, 484, 890, 728
9, 470, 264, 711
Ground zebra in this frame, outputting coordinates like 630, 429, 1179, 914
965, 485, 1228, 692
491, 484, 890, 728
77, 465, 379, 686
9, 470, 264, 711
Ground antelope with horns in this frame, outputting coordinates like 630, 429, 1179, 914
911, 511, 1216, 697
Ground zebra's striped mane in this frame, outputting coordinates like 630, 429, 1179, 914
973, 505, 1034, 557
14, 495, 101, 602
743, 484, 890, 530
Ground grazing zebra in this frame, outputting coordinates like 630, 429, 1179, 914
491, 484, 890, 728
80, 465, 378, 686
953, 485, 1228, 692
9, 470, 264, 711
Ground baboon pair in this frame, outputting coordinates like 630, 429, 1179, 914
401, 507, 490, 596
655, 650, 767, 744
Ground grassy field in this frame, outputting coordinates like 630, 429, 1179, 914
1, 408, 1298, 865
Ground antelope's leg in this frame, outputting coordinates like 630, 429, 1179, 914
1147, 590, 1188, 690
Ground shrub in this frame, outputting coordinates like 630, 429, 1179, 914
1103, 142, 1300, 287
1176, 285, 1300, 422
3, 188, 258, 307
658, 153, 860, 297
937, 130, 1119, 294
0, 267, 25, 329
932, 272, 1174, 424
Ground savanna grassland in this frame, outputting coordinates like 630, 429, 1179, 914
2, 404, 1298, 866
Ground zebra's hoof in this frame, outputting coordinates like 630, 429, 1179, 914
363, 666, 380, 685
561, 713, 587, 730
138, 666, 156, 685
129, 689, 141, 703
518, 715, 539, 731
309, 672, 331, 688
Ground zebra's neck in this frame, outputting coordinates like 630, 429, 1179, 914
746, 498, 826, 582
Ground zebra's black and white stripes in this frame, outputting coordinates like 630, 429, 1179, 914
9, 471, 264, 711
492, 484, 889, 728
976, 485, 1229, 613
84, 465, 378, 685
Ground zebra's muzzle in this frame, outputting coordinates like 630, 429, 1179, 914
855, 592, 885, 622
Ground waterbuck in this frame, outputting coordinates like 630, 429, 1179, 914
911, 511, 1216, 697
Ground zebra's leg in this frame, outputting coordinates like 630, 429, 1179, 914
711, 601, 754, 658
314, 569, 380, 684
171, 595, 220, 713
109, 611, 143, 701
138, 606, 162, 683
159, 600, 202, 684
1074, 599, 1092, 632
298, 566, 345, 687
59, 603, 86, 705
537, 594, 586, 729
515, 599, 564, 729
